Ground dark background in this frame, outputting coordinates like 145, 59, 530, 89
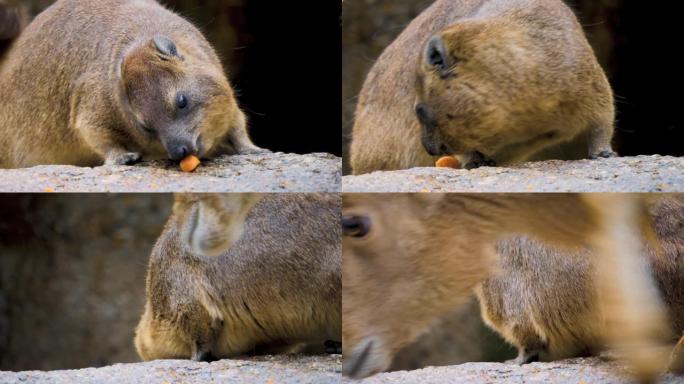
16, 0, 342, 156
342, 0, 684, 173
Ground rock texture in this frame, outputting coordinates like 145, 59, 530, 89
343, 156, 684, 193
0, 153, 341, 192
0, 355, 342, 384
346, 358, 683, 384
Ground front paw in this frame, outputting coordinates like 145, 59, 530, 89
464, 151, 496, 170
505, 352, 539, 365
104, 152, 142, 165
590, 149, 618, 159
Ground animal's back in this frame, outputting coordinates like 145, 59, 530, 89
219, 194, 342, 342
150, 193, 341, 351
350, 0, 599, 173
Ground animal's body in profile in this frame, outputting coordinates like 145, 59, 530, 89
135, 194, 341, 361
0, 0, 264, 168
350, 0, 616, 174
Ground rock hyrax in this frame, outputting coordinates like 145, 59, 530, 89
135, 193, 341, 361
350, 0, 616, 174
0, 0, 265, 168
342, 194, 669, 380
478, 196, 684, 365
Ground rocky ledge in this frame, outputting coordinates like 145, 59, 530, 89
0, 355, 342, 384
0, 153, 342, 193
343, 155, 684, 193
345, 357, 684, 384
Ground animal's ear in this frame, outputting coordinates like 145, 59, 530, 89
424, 35, 450, 72
153, 35, 180, 58
185, 195, 264, 257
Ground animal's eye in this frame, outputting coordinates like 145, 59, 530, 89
342, 216, 371, 238
176, 93, 189, 110
140, 124, 154, 135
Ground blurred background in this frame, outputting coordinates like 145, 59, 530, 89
11, 0, 341, 156
0, 195, 172, 371
343, 0, 684, 173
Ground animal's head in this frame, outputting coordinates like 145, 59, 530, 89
134, 303, 190, 361
120, 36, 246, 160
173, 193, 263, 257
342, 194, 495, 378
414, 20, 559, 159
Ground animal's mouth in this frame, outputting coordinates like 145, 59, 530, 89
422, 134, 458, 157
343, 338, 378, 379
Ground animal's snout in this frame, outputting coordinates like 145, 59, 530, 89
342, 337, 390, 379
343, 339, 375, 378
415, 103, 432, 127
416, 103, 455, 156
422, 136, 451, 157
167, 140, 197, 161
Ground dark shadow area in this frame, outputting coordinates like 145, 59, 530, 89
607, 2, 684, 157
237, 1, 342, 156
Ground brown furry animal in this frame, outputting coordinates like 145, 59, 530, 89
0, 0, 265, 168
342, 194, 670, 381
478, 196, 684, 365
135, 194, 341, 361
350, 0, 615, 174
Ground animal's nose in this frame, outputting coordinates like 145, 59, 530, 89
415, 103, 431, 126
168, 141, 194, 161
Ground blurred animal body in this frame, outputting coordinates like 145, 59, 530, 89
478, 197, 684, 365
342, 194, 673, 382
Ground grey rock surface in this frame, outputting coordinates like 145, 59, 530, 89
346, 358, 684, 384
0, 153, 341, 192
343, 155, 684, 193
0, 355, 342, 384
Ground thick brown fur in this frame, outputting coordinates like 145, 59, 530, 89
350, 0, 615, 174
135, 194, 341, 361
0, 0, 265, 168
477, 197, 684, 365
342, 194, 670, 381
